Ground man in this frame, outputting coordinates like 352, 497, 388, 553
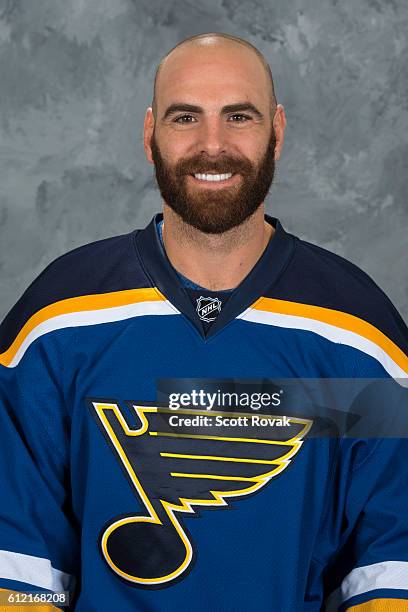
0, 32, 407, 612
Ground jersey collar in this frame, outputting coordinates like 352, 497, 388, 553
134, 213, 295, 340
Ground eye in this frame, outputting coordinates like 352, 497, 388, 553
228, 113, 252, 122
174, 114, 197, 123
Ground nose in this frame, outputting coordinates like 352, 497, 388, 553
197, 118, 227, 158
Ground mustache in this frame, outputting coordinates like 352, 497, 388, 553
175, 155, 254, 176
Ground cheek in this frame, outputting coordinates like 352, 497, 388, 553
232, 134, 268, 162
160, 129, 197, 156
161, 144, 191, 168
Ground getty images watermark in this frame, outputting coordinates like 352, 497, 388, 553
166, 388, 291, 428
156, 377, 408, 437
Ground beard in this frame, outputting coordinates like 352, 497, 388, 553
150, 127, 276, 234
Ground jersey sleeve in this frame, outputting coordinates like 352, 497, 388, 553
317, 283, 408, 611
0, 290, 79, 609
323, 435, 408, 611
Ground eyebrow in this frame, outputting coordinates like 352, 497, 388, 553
162, 102, 264, 121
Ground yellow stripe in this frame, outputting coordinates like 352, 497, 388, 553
348, 598, 408, 611
170, 472, 259, 482
0, 288, 165, 367
252, 297, 408, 375
150, 430, 299, 445
160, 452, 284, 465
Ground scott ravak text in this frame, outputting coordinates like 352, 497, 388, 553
168, 415, 291, 427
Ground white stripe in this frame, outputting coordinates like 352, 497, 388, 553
239, 309, 408, 382
8, 300, 179, 368
325, 560, 408, 611
0, 549, 73, 592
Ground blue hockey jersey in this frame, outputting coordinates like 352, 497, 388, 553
0, 214, 407, 611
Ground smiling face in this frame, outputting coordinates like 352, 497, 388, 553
145, 38, 284, 234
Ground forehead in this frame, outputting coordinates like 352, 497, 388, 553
156, 43, 270, 112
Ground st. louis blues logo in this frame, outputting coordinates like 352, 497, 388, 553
90, 401, 312, 588
196, 296, 222, 322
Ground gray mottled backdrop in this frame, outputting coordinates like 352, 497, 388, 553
0, 0, 407, 322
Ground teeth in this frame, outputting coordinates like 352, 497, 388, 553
194, 173, 233, 182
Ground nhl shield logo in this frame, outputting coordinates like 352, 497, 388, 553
196, 296, 222, 322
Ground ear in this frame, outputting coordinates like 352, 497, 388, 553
143, 107, 155, 165
273, 104, 286, 162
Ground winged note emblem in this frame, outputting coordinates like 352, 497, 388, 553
91, 402, 312, 588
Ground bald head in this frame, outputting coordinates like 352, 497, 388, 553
152, 33, 277, 120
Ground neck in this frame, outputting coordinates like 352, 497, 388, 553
161, 204, 274, 291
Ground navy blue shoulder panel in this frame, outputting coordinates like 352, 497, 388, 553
0, 229, 150, 353
269, 234, 408, 354
2, 214, 406, 357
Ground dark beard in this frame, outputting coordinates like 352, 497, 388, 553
150, 127, 276, 234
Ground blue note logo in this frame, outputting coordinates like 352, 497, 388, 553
196, 296, 222, 322
89, 400, 312, 589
